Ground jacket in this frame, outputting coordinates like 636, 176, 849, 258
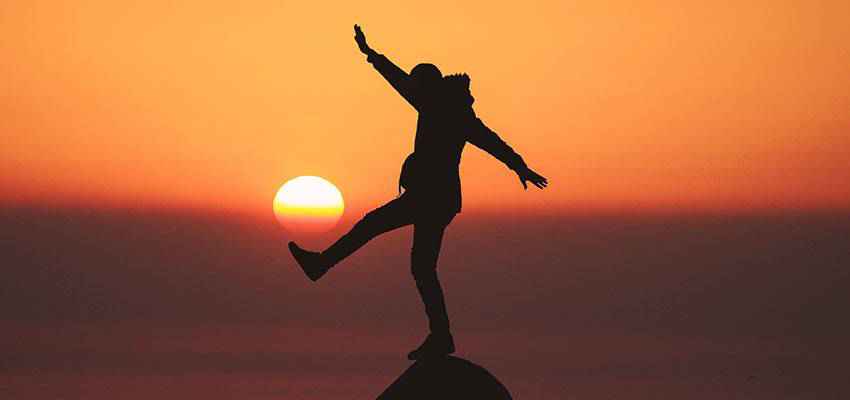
368, 52, 527, 214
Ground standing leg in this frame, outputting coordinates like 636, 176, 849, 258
407, 213, 456, 360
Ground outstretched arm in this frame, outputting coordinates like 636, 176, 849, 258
468, 117, 548, 190
354, 25, 420, 110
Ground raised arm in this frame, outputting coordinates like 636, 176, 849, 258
354, 25, 420, 110
467, 117, 548, 190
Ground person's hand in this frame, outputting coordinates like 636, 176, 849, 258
517, 167, 548, 190
354, 24, 372, 55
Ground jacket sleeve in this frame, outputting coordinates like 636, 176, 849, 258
367, 52, 421, 111
467, 117, 527, 172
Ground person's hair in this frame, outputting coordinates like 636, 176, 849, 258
443, 73, 474, 107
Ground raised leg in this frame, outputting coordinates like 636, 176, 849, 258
322, 196, 413, 267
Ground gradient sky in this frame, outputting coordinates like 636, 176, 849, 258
3, 0, 849, 216
2, 2, 849, 399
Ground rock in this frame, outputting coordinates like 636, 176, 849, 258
377, 356, 512, 399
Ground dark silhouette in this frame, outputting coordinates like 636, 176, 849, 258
377, 356, 513, 399
289, 25, 547, 360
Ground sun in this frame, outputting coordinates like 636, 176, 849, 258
273, 176, 344, 233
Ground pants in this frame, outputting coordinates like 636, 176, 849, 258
323, 194, 456, 334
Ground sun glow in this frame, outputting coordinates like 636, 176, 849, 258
273, 176, 344, 233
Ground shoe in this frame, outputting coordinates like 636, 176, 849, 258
288, 241, 329, 282
407, 332, 455, 360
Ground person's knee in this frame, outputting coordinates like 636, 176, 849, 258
354, 209, 381, 231
411, 267, 437, 284
410, 256, 437, 283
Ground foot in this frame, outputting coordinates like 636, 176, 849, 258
407, 332, 455, 360
288, 241, 329, 282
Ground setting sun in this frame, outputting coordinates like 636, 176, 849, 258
273, 176, 344, 233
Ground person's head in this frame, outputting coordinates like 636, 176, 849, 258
410, 63, 443, 90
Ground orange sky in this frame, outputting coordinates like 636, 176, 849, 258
2, 0, 849, 217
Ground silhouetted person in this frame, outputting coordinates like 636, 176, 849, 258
289, 25, 547, 360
